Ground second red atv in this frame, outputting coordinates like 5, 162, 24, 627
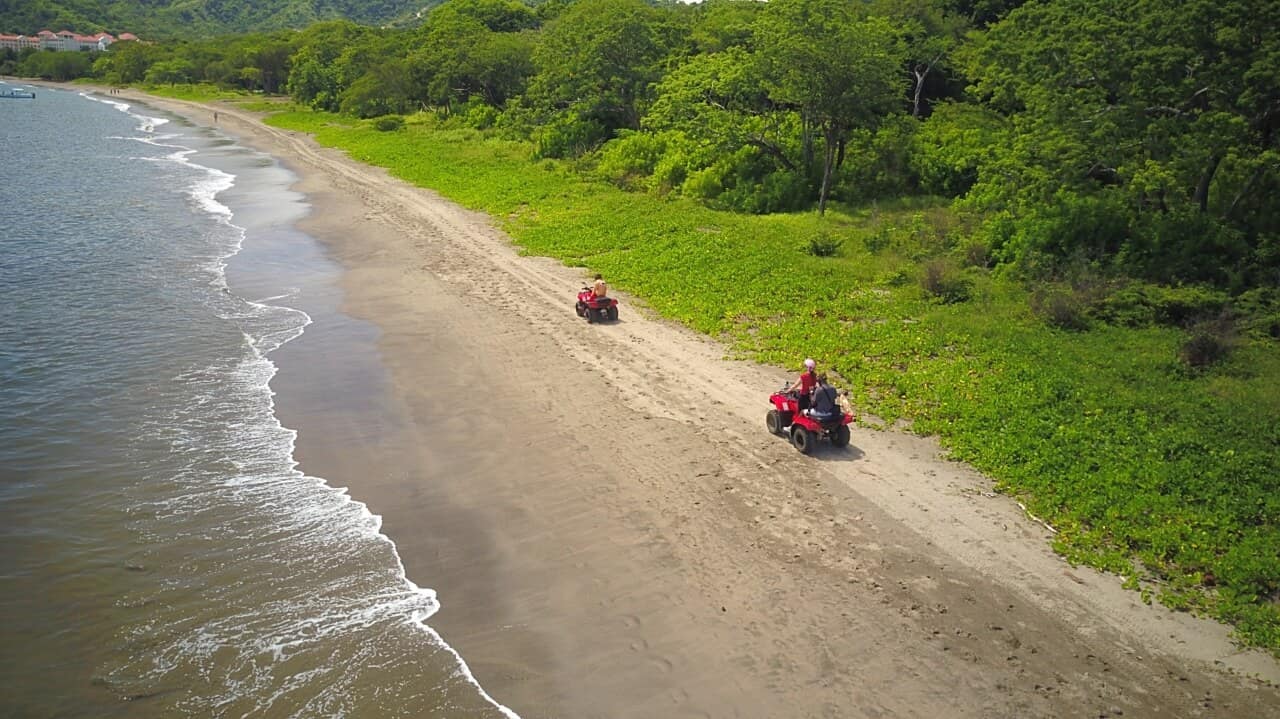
766, 387, 853, 454
575, 287, 619, 323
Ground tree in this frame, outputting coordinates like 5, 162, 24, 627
872, 0, 969, 118
961, 0, 1280, 285
413, 10, 535, 111
527, 0, 683, 153
285, 20, 374, 111
424, 0, 538, 33
754, 0, 905, 214
94, 40, 164, 85
340, 59, 418, 117
18, 48, 92, 81
683, 0, 763, 54
640, 47, 811, 211
249, 37, 294, 94
144, 58, 195, 85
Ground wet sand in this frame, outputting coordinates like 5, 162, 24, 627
77, 85, 1280, 718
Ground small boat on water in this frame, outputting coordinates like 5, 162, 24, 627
1, 89, 36, 99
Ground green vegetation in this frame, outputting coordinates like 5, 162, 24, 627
9, 0, 1277, 653
267, 108, 1279, 653
0, 0, 432, 38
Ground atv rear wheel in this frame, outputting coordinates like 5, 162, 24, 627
585, 308, 595, 323
831, 424, 851, 448
766, 409, 784, 435
606, 306, 618, 321
790, 424, 815, 454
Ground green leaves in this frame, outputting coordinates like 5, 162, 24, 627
959, 0, 1280, 284
527, 0, 682, 142
754, 0, 906, 213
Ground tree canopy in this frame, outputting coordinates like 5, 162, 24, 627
17, 0, 1280, 290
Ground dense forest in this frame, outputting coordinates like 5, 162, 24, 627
0, 0, 434, 37
6, 0, 1278, 651
7, 0, 1277, 298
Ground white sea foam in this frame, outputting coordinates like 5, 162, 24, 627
78, 91, 521, 718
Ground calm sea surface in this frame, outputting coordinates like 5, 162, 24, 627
0, 83, 515, 718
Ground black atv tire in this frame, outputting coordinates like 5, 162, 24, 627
831, 424, 851, 448
790, 425, 815, 454
586, 308, 595, 323
607, 306, 618, 321
766, 409, 784, 435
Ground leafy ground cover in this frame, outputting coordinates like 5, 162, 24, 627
132, 82, 249, 102
266, 110, 1280, 654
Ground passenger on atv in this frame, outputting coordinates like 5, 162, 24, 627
804, 375, 841, 422
575, 275, 619, 323
767, 370, 853, 454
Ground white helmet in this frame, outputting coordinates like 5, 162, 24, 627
804, 358, 815, 369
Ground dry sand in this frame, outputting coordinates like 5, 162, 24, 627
89, 86, 1280, 718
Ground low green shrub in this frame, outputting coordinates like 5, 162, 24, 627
962, 241, 992, 269
921, 259, 972, 303
1179, 314, 1238, 368
372, 115, 405, 132
807, 233, 844, 257
1091, 283, 1230, 328
1234, 287, 1280, 339
464, 99, 500, 130
596, 131, 667, 190
1032, 288, 1090, 330
535, 111, 607, 158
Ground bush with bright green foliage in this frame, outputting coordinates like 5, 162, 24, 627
806, 232, 843, 258
534, 107, 608, 158
911, 103, 1005, 198
835, 115, 921, 201
265, 109, 1280, 655
595, 130, 669, 190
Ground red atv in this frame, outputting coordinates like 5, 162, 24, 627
766, 387, 853, 454
575, 287, 619, 323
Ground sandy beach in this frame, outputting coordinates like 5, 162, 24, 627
80, 85, 1280, 718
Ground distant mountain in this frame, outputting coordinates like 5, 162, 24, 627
0, 0, 442, 38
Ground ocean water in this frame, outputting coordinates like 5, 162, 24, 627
0, 83, 516, 719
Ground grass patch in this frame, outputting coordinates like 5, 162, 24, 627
141, 82, 252, 103
265, 108, 1280, 655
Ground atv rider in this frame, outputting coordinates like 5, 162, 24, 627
805, 373, 840, 421
592, 274, 608, 298
788, 358, 819, 412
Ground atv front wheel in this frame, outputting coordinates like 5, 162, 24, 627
766, 409, 784, 435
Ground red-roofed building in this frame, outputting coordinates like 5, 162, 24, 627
0, 34, 41, 52
2, 28, 131, 52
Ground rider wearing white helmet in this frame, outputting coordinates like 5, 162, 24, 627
788, 358, 819, 411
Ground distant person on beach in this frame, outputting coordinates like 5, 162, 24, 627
788, 358, 818, 412
213, 111, 219, 123
592, 274, 607, 298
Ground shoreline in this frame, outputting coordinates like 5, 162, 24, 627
46, 81, 1279, 717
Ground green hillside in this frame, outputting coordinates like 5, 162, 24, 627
0, 0, 438, 37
